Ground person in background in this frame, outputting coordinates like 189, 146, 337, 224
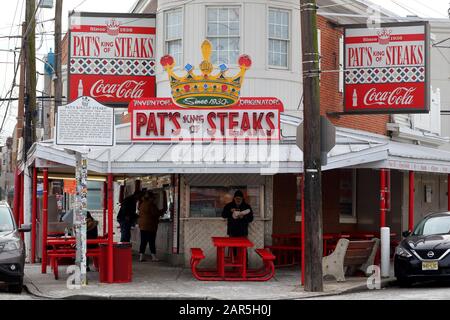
138, 191, 167, 262
86, 211, 98, 272
117, 191, 140, 243
222, 190, 254, 237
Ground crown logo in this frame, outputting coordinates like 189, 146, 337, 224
106, 19, 120, 36
160, 40, 252, 108
377, 28, 391, 45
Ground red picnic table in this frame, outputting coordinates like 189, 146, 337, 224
190, 237, 276, 281
46, 237, 109, 279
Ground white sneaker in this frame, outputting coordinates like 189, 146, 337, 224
139, 253, 146, 262
150, 254, 159, 262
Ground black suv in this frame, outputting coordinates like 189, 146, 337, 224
0, 202, 30, 293
395, 212, 450, 286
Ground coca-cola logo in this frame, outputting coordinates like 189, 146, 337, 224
363, 87, 416, 106
90, 79, 146, 99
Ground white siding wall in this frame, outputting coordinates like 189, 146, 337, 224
430, 23, 450, 150
156, 0, 302, 117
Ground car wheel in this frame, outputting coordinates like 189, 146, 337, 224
8, 278, 23, 294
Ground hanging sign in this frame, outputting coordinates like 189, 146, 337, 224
68, 12, 156, 106
344, 22, 429, 114
56, 96, 114, 146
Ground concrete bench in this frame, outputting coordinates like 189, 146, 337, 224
322, 238, 380, 282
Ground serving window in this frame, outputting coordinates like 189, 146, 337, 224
189, 185, 261, 218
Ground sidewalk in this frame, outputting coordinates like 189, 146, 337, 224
24, 256, 394, 300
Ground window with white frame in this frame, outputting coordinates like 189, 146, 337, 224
165, 8, 183, 65
207, 7, 240, 65
268, 8, 289, 68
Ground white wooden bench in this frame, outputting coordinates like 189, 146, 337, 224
322, 238, 380, 282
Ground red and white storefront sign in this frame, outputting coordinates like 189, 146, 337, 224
129, 98, 284, 141
68, 13, 156, 105
344, 23, 429, 114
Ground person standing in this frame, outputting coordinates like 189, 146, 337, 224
117, 191, 140, 243
138, 191, 167, 262
222, 190, 254, 237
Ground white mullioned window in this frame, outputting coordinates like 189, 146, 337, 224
207, 7, 240, 65
268, 8, 290, 68
165, 8, 183, 65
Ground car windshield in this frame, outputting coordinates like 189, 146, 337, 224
0, 206, 14, 232
413, 215, 450, 236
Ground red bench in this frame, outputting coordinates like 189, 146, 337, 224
48, 248, 101, 280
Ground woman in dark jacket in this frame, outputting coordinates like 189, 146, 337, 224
138, 191, 167, 262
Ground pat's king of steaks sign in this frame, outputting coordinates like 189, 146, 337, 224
344, 22, 430, 114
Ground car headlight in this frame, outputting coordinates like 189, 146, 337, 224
395, 245, 412, 258
2, 240, 21, 251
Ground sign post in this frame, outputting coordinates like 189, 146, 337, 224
56, 96, 114, 286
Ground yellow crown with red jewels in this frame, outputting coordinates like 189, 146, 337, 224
160, 40, 252, 108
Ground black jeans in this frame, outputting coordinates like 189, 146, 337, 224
140, 230, 157, 254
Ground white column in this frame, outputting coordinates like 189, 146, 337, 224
381, 227, 390, 278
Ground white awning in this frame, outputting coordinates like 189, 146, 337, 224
26, 126, 450, 175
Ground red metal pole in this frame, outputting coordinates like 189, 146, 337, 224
380, 169, 386, 228
41, 169, 48, 274
107, 173, 114, 283
12, 168, 20, 225
448, 174, 450, 211
19, 173, 24, 226
301, 174, 305, 286
103, 181, 107, 236
19, 173, 24, 240
31, 167, 37, 263
409, 171, 415, 231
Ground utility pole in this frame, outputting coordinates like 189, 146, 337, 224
300, 0, 323, 292
54, 0, 63, 107
24, 0, 37, 157
16, 23, 26, 159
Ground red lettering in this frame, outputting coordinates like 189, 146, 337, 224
253, 113, 264, 130
157, 112, 168, 136
266, 112, 275, 136
136, 112, 147, 136
217, 112, 227, 136
169, 112, 181, 135
241, 112, 250, 132
207, 112, 216, 136
146, 113, 158, 136
228, 112, 239, 131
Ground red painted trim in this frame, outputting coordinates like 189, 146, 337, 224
70, 25, 156, 35
12, 168, 20, 225
19, 173, 24, 240
409, 171, 415, 231
31, 167, 37, 264
380, 169, 386, 228
42, 169, 48, 274
345, 33, 425, 44
103, 182, 107, 236
107, 173, 114, 283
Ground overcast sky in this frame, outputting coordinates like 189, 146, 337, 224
0, 0, 448, 144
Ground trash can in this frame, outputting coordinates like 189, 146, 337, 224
99, 242, 132, 283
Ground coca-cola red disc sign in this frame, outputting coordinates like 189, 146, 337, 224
344, 22, 429, 114
68, 12, 156, 106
